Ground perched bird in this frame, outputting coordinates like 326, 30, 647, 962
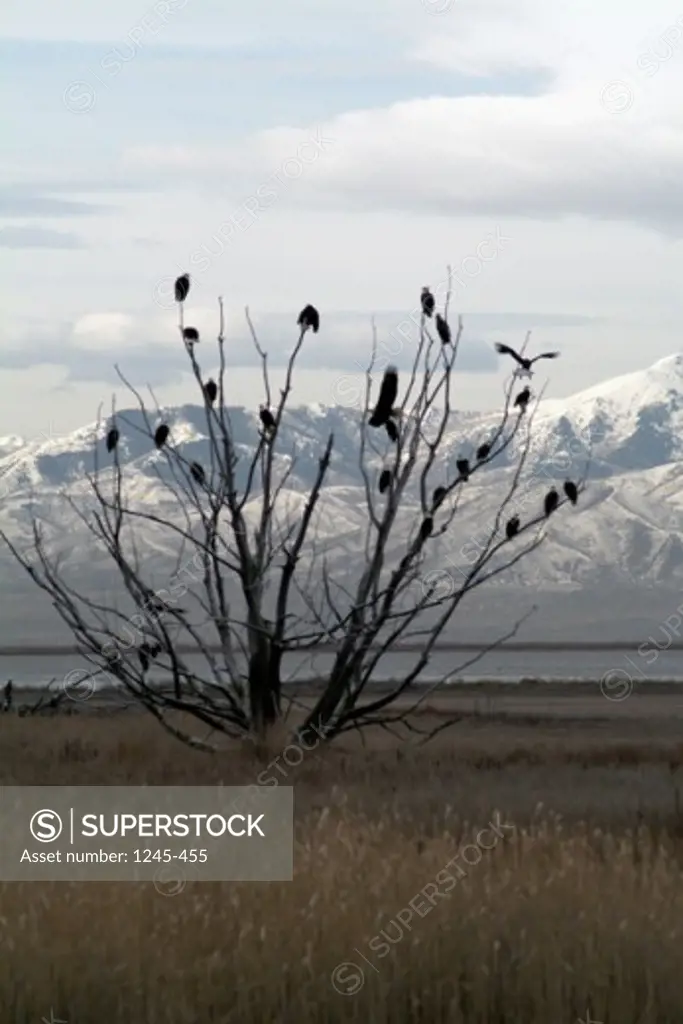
190, 461, 205, 486
419, 516, 434, 540
369, 366, 399, 428
514, 387, 531, 412
297, 304, 320, 333
106, 427, 119, 453
174, 273, 190, 303
505, 515, 520, 540
385, 418, 399, 443
456, 458, 470, 481
138, 649, 150, 674
182, 326, 199, 343
432, 485, 447, 506
564, 480, 578, 505
378, 468, 392, 494
140, 641, 161, 660
259, 406, 276, 432
544, 488, 560, 517
435, 313, 451, 345
204, 378, 218, 405
421, 287, 435, 318
476, 442, 491, 461
154, 424, 170, 449
495, 342, 559, 377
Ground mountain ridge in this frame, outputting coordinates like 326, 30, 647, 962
2, 353, 683, 627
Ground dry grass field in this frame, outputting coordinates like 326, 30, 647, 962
1, 683, 683, 1023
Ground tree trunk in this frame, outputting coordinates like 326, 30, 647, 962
248, 639, 281, 735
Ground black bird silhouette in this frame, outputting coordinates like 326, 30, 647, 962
139, 649, 150, 674
456, 458, 470, 481
432, 485, 447, 506
369, 366, 399, 427
106, 427, 119, 453
174, 273, 190, 303
476, 442, 491, 461
204, 378, 218, 405
421, 287, 435, 318
435, 313, 451, 345
495, 342, 559, 373
182, 326, 199, 343
378, 468, 392, 494
140, 641, 162, 660
564, 480, 578, 505
259, 406, 276, 432
154, 424, 170, 448
385, 418, 399, 443
514, 387, 531, 411
544, 488, 560, 517
505, 515, 520, 540
190, 462, 205, 486
419, 516, 434, 540
297, 304, 320, 333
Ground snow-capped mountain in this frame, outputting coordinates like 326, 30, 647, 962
3, 353, 683, 607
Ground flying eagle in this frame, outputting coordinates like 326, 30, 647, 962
495, 342, 559, 377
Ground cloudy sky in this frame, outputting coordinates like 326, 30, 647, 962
2, 0, 683, 439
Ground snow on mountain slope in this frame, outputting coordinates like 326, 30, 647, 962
2, 354, 683, 589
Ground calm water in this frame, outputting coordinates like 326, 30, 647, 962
3, 648, 683, 689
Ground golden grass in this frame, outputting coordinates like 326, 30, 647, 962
1, 701, 683, 1022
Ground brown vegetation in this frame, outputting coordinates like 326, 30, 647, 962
1, 694, 682, 1022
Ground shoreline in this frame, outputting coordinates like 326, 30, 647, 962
6, 677, 683, 717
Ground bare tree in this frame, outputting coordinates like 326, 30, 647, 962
1, 272, 586, 750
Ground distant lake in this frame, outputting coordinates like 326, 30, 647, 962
2, 647, 682, 689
